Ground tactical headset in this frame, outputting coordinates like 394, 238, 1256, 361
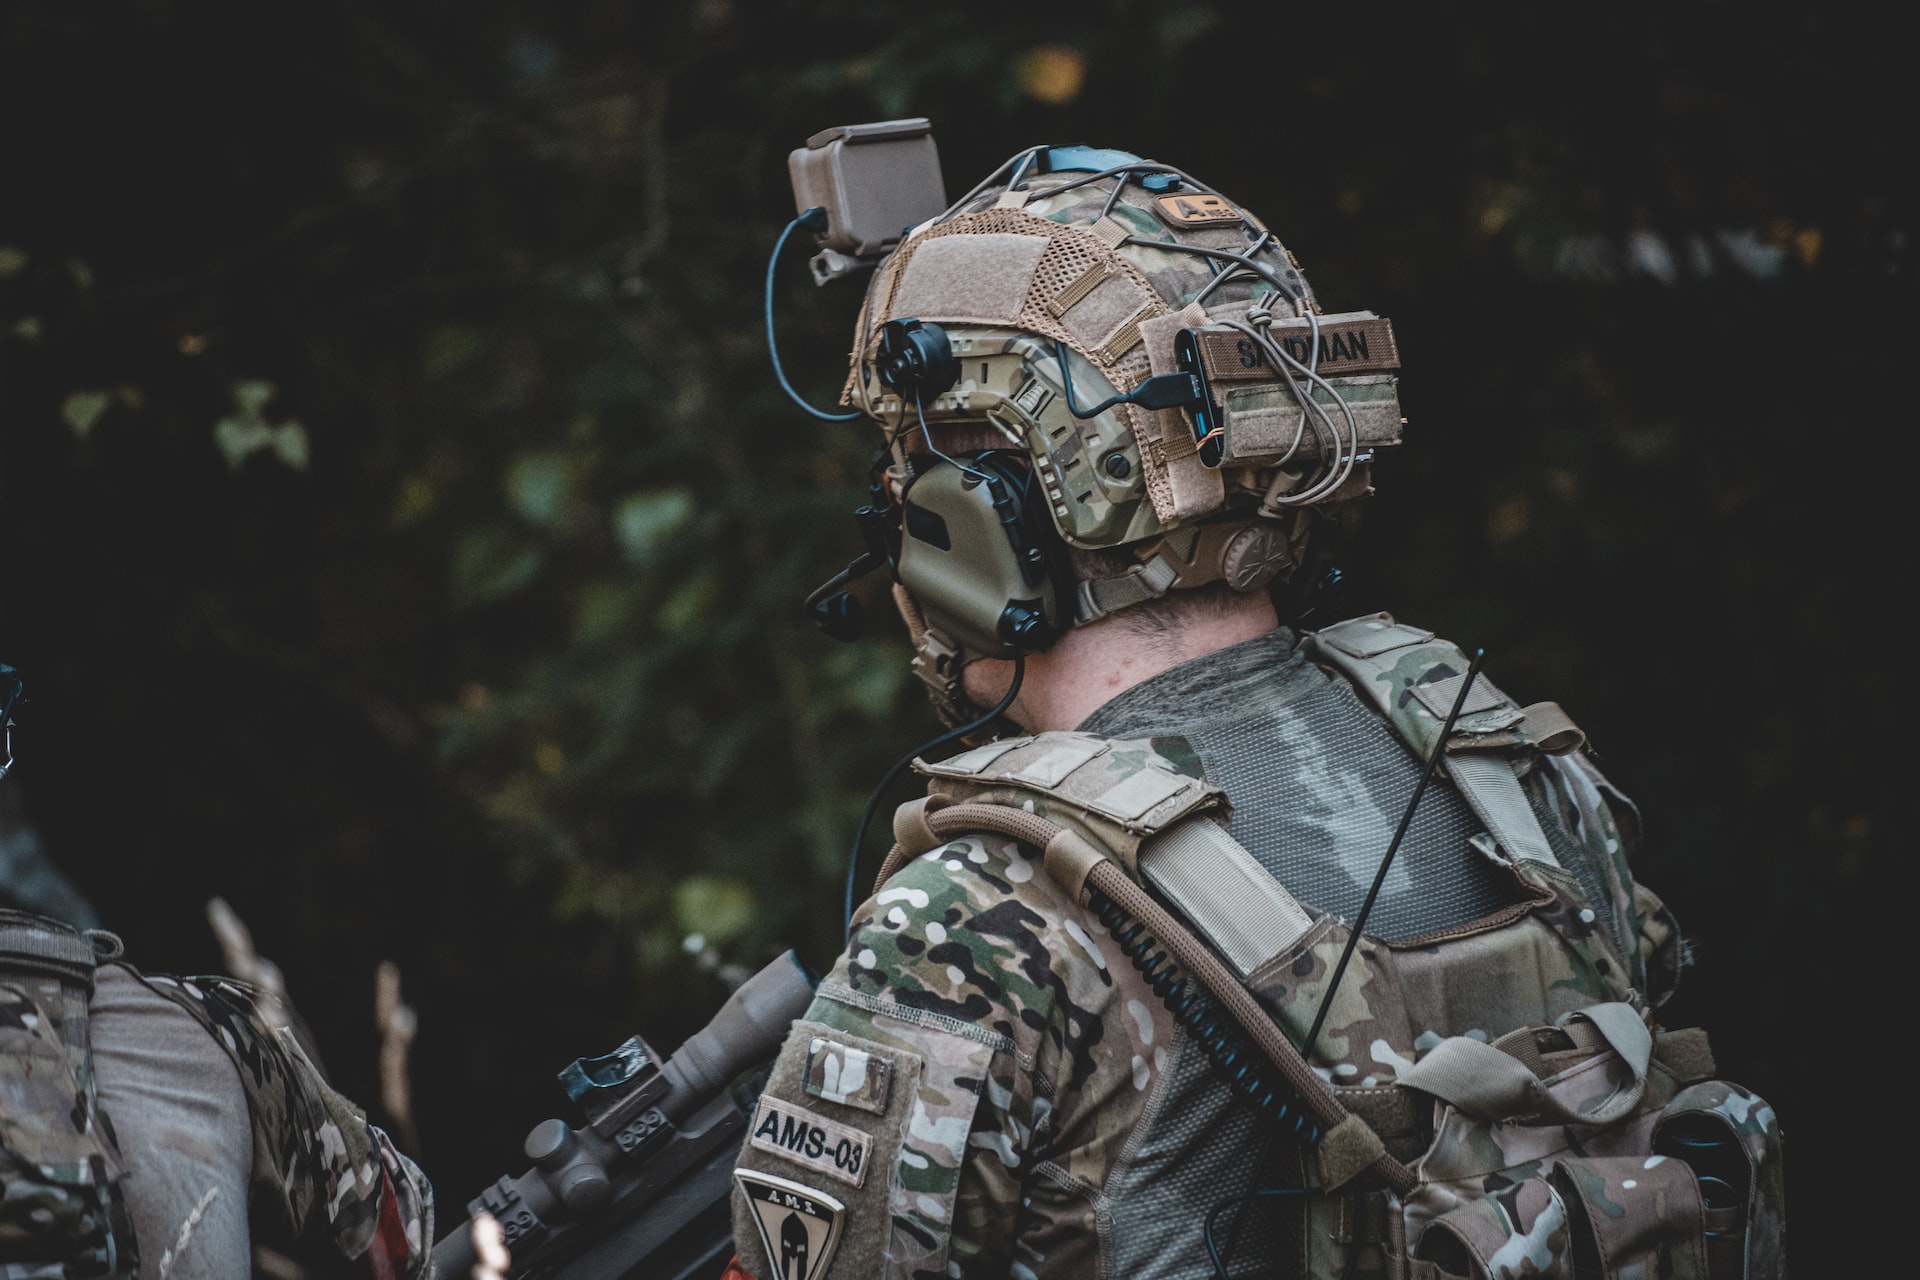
803, 316, 1076, 659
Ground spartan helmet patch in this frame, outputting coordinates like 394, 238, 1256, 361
734, 1168, 846, 1280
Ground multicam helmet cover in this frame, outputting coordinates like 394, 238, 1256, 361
843, 144, 1404, 608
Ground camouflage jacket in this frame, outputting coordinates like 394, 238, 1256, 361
730, 624, 1783, 1279
137, 970, 435, 1279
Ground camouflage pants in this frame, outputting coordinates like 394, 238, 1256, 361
91, 963, 254, 1280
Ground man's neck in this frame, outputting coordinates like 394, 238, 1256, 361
963, 594, 1279, 732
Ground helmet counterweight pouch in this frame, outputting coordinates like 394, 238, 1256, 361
896, 454, 1067, 656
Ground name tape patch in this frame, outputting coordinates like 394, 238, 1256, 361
748, 1094, 874, 1188
1188, 317, 1400, 381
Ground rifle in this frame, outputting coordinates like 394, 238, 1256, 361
431, 950, 816, 1279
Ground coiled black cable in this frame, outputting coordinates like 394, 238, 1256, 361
1087, 886, 1318, 1142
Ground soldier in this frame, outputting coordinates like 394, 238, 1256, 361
728, 140, 1784, 1278
1, 663, 432, 1280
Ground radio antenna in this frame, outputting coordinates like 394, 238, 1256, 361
1301, 647, 1485, 1061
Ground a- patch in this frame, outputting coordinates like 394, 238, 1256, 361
733, 1168, 846, 1280
748, 1093, 874, 1188
805, 1036, 893, 1114
1154, 192, 1244, 228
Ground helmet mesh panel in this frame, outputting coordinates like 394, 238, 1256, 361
874, 208, 1162, 390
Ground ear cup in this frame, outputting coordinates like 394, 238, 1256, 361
894, 451, 1072, 657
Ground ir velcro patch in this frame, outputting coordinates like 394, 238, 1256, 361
733, 1168, 846, 1280
748, 1094, 874, 1187
1154, 192, 1244, 228
805, 1036, 893, 1114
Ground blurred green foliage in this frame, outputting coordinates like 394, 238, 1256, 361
0, 0, 1904, 1254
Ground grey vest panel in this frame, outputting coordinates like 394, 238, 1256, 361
1183, 673, 1512, 938
1102, 1029, 1290, 1279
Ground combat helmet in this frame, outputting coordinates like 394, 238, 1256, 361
784, 123, 1405, 723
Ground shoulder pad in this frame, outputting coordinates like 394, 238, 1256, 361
913, 730, 1226, 868
1304, 613, 1585, 759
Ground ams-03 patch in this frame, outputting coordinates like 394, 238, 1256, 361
747, 1093, 873, 1188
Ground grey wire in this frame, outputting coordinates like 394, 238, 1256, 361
1190, 230, 1274, 308
1219, 314, 1324, 477
935, 146, 1044, 222
908, 391, 991, 484
1112, 236, 1304, 303
1037, 161, 1217, 199
1221, 310, 1365, 508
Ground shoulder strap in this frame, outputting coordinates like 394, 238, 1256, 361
910, 732, 1317, 977
1304, 613, 1586, 870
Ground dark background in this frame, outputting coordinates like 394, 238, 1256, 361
2, 1, 1900, 1268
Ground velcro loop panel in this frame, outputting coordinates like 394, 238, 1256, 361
1316, 1113, 1389, 1193
1214, 376, 1403, 465
1652, 1027, 1716, 1083
1338, 1085, 1431, 1162
1085, 767, 1191, 824
1042, 826, 1110, 902
1137, 819, 1315, 977
1217, 397, 1402, 463
1059, 275, 1150, 351
919, 736, 1028, 777
1411, 670, 1507, 722
1315, 613, 1435, 659
890, 232, 1048, 325
1010, 736, 1110, 788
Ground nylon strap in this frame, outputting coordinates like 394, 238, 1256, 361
1073, 553, 1180, 624
1397, 1001, 1653, 1126
1137, 818, 1315, 977
1443, 752, 1561, 869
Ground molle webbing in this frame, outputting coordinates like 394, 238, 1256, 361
914, 731, 1224, 861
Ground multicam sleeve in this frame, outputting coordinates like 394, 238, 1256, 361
138, 973, 435, 1279
733, 831, 1101, 1280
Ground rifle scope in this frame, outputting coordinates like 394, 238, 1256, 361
432, 949, 816, 1279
